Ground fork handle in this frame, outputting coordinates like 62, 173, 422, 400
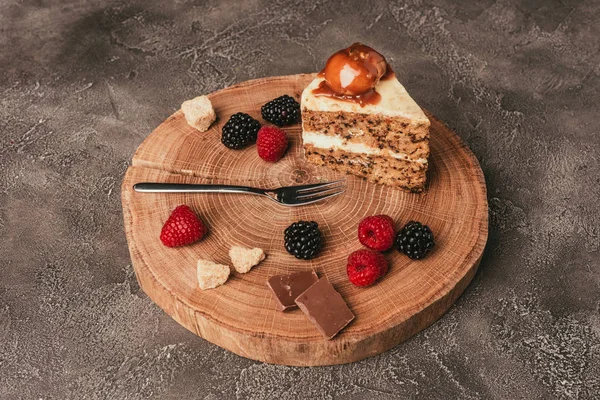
133, 182, 265, 196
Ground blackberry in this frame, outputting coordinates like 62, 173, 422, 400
261, 95, 301, 126
221, 112, 261, 149
284, 220, 322, 260
395, 221, 435, 260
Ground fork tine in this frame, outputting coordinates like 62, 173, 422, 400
293, 179, 346, 194
296, 185, 346, 200
295, 189, 346, 205
296, 182, 345, 195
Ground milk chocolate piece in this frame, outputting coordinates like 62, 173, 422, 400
268, 270, 319, 311
294, 278, 355, 340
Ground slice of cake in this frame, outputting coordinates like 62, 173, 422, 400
301, 43, 430, 192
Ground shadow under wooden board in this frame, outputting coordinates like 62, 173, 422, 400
121, 73, 488, 366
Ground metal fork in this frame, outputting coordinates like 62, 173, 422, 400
133, 180, 346, 207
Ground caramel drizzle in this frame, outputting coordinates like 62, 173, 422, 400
313, 66, 395, 107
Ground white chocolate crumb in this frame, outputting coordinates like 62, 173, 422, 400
197, 259, 230, 290
229, 246, 266, 274
181, 95, 216, 132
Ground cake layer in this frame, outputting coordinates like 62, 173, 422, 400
302, 110, 429, 160
303, 131, 427, 164
304, 144, 427, 192
302, 77, 430, 123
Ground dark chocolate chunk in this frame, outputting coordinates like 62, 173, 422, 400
294, 278, 355, 340
267, 271, 319, 311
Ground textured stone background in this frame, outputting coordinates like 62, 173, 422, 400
1, 0, 599, 399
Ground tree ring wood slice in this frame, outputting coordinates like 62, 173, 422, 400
121, 74, 488, 366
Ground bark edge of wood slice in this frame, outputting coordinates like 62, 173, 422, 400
121, 74, 488, 366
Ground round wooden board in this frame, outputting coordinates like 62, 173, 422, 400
121, 74, 488, 366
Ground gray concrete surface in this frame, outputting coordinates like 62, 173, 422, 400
1, 0, 598, 398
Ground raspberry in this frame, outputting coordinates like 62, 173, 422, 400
160, 205, 207, 247
346, 249, 388, 287
261, 95, 301, 126
256, 126, 289, 162
357, 215, 395, 251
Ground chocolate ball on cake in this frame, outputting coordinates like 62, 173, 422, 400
323, 43, 387, 95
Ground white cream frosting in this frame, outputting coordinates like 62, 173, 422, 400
303, 131, 427, 164
301, 75, 429, 122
